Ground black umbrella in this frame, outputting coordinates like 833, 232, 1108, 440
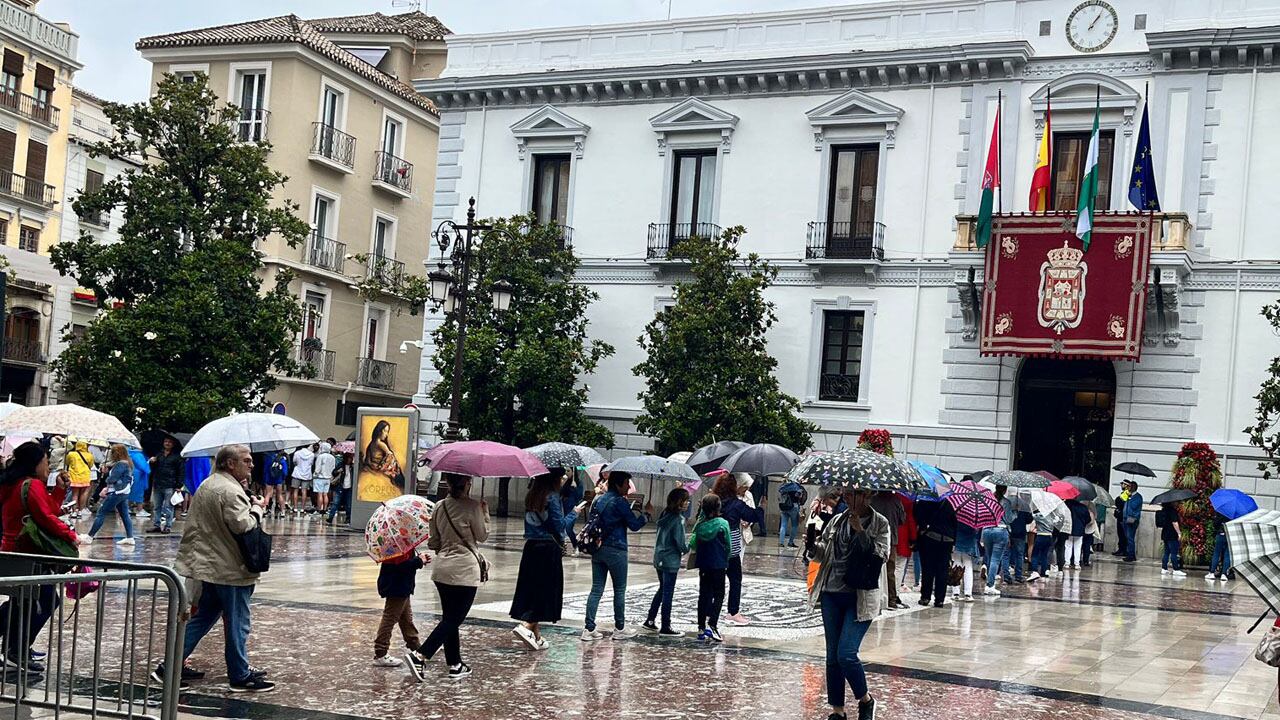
969, 469, 994, 482
1113, 461, 1156, 478
1063, 475, 1098, 502
1151, 488, 1196, 505
719, 443, 799, 477
688, 440, 749, 474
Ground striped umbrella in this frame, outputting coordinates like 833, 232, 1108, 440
945, 479, 1005, 530
1226, 509, 1280, 613
987, 469, 1051, 489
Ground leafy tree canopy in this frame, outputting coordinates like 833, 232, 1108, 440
633, 228, 816, 452
50, 74, 309, 431
1247, 300, 1280, 478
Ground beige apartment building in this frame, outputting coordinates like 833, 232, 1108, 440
138, 12, 445, 439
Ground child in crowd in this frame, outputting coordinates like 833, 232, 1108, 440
690, 494, 731, 643
372, 551, 425, 667
644, 488, 690, 635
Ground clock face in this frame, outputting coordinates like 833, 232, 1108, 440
1066, 1, 1118, 53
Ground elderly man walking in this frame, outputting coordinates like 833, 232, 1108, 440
152, 444, 274, 693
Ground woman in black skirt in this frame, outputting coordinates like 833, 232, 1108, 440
510, 469, 568, 650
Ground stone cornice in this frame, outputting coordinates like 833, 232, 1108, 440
416, 41, 1034, 111
1147, 25, 1280, 71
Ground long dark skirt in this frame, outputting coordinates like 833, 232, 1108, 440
509, 538, 564, 623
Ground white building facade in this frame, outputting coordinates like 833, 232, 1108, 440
413, 0, 1280, 529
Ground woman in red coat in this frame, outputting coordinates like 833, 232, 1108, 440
0, 441, 77, 670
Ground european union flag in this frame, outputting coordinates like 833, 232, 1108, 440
1128, 103, 1161, 211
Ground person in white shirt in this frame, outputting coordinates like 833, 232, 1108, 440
312, 442, 336, 516
290, 444, 315, 516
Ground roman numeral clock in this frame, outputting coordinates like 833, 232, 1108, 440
1066, 0, 1118, 53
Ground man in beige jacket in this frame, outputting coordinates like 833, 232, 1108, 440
152, 444, 274, 693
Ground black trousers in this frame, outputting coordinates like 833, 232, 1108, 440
1114, 515, 1127, 554
917, 536, 953, 605
420, 582, 476, 667
1053, 532, 1067, 570
698, 568, 727, 630
0, 585, 57, 661
726, 556, 743, 616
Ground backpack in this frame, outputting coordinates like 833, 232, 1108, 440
269, 456, 286, 482
778, 491, 795, 512
574, 497, 611, 555
1154, 509, 1166, 528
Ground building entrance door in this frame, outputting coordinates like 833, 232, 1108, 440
1013, 359, 1116, 487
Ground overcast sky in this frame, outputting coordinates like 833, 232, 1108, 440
40, 0, 858, 103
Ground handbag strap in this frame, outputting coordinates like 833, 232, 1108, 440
440, 500, 484, 566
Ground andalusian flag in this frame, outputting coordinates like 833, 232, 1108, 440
975, 102, 1000, 248
1029, 90, 1051, 212
1075, 88, 1101, 250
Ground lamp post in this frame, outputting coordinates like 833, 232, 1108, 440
428, 197, 515, 441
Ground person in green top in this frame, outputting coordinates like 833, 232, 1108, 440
690, 494, 733, 643
644, 488, 691, 636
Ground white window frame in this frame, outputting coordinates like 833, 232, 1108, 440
512, 106, 590, 228
525, 151, 576, 227
379, 108, 406, 157
168, 63, 208, 83
308, 186, 341, 241
369, 211, 397, 259
316, 78, 349, 131
813, 136, 889, 238
805, 297, 876, 408
649, 99, 737, 230
300, 283, 332, 347
360, 301, 391, 361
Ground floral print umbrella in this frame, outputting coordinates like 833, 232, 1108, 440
0, 403, 141, 448
945, 480, 1005, 530
523, 442, 606, 470
785, 448, 927, 492
365, 494, 435, 563
987, 469, 1051, 489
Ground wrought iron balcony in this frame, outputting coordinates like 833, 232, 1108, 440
357, 356, 397, 391
365, 254, 404, 285
819, 373, 860, 402
0, 89, 58, 128
373, 150, 413, 194
806, 221, 885, 260
302, 231, 346, 274
234, 108, 270, 143
310, 122, 355, 169
646, 222, 722, 260
293, 344, 336, 382
0, 170, 55, 209
77, 208, 107, 228
3, 338, 44, 365
951, 212, 1194, 252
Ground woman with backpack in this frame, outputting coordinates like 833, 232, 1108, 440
579, 471, 647, 641
777, 480, 807, 548
810, 487, 890, 720
510, 469, 568, 650
643, 487, 690, 636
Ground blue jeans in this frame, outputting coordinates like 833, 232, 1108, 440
1006, 537, 1027, 580
1031, 535, 1053, 575
981, 527, 1009, 587
89, 493, 133, 538
779, 508, 801, 546
151, 486, 175, 530
584, 546, 628, 631
1209, 533, 1231, 574
1162, 538, 1182, 570
646, 568, 678, 628
183, 582, 254, 682
1124, 522, 1138, 560
820, 592, 870, 707
328, 486, 350, 520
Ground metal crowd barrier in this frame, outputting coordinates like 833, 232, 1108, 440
0, 552, 186, 720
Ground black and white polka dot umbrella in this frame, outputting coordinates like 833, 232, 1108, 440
785, 448, 927, 492
522, 442, 606, 470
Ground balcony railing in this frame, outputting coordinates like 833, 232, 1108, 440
234, 108, 270, 143
952, 212, 1194, 251
0, 89, 58, 128
302, 231, 346, 274
293, 344, 336, 382
357, 357, 397, 391
646, 222, 722, 260
806, 220, 886, 260
819, 373, 860, 402
77, 207, 106, 228
365, 254, 404, 285
3, 337, 44, 365
0, 170, 55, 208
310, 122, 355, 169
373, 150, 413, 193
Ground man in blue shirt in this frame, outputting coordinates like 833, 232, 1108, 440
1123, 480, 1144, 562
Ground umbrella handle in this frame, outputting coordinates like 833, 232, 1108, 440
1249, 610, 1275, 634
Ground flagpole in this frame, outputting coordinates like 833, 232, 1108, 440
997, 89, 1003, 215
1045, 85, 1050, 213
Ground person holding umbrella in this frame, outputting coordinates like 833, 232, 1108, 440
915, 498, 956, 607
1158, 502, 1187, 577
1112, 484, 1131, 557
581, 470, 647, 641
511, 469, 569, 651
148, 435, 186, 533
1122, 480, 1144, 562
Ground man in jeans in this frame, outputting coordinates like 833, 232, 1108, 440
981, 488, 1012, 596
581, 471, 647, 641
153, 444, 274, 693
147, 436, 185, 533
1123, 480, 1144, 563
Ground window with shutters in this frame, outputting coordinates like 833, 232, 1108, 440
0, 129, 15, 179
17, 225, 38, 253
0, 50, 21, 111
79, 169, 105, 227
33, 64, 53, 123
24, 140, 47, 205
0, 219, 8, 246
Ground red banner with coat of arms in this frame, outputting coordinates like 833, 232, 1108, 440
980, 213, 1152, 360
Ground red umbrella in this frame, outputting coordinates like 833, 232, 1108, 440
1045, 480, 1080, 501
945, 480, 1005, 530
423, 440, 549, 478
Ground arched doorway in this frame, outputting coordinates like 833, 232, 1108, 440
1013, 359, 1116, 486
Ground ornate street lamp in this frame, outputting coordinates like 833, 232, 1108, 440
428, 197, 516, 441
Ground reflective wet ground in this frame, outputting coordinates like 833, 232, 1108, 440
74, 513, 1280, 720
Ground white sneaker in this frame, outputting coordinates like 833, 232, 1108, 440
960, 594, 975, 602
372, 656, 402, 667
1205, 573, 1218, 582
1026, 572, 1041, 582
512, 625, 539, 650
118, 538, 135, 546
1161, 568, 1170, 576
580, 629, 604, 642
611, 627, 638, 640
1172, 570, 1187, 577
77, 535, 93, 545
136, 511, 151, 519
982, 586, 1001, 596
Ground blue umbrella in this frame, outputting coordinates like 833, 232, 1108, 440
907, 460, 947, 498
1211, 488, 1258, 520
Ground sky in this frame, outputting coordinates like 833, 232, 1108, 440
39, 0, 859, 103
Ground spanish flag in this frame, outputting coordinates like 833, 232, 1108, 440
1029, 90, 1052, 212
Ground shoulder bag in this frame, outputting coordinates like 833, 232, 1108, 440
844, 525, 884, 591
441, 500, 489, 583
235, 514, 272, 574
19, 479, 78, 558
1253, 612, 1280, 668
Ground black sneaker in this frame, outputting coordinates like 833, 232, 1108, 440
403, 650, 425, 682
228, 675, 275, 693
858, 696, 877, 720
447, 662, 471, 680
658, 627, 681, 636
641, 620, 659, 632
149, 664, 191, 690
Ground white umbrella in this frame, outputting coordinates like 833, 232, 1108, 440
0, 403, 140, 447
0, 402, 23, 421
182, 412, 319, 457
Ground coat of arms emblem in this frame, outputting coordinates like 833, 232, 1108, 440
1037, 242, 1087, 334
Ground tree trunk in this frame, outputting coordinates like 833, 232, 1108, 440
497, 394, 516, 517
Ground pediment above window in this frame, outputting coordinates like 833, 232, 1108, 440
806, 89, 904, 150
510, 105, 590, 159
649, 97, 739, 155
1030, 73, 1140, 135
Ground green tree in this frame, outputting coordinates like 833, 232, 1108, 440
1248, 300, 1280, 477
633, 228, 816, 452
50, 74, 309, 431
